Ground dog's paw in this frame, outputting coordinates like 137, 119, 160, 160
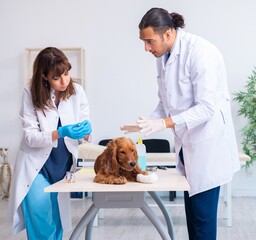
113, 176, 127, 184
136, 173, 158, 184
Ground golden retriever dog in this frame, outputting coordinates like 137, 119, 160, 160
93, 137, 148, 184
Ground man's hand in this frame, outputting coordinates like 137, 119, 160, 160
137, 116, 166, 136
120, 123, 142, 134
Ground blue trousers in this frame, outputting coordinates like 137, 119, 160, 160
184, 187, 220, 240
22, 174, 63, 240
179, 149, 220, 240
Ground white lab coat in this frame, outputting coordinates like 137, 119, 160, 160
8, 83, 90, 234
151, 30, 240, 196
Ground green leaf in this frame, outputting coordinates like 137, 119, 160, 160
233, 67, 256, 167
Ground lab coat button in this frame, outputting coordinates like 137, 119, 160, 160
27, 184, 29, 188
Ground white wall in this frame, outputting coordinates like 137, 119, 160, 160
1, 0, 256, 196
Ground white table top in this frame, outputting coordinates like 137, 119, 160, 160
146, 152, 176, 166
44, 168, 190, 193
146, 152, 250, 165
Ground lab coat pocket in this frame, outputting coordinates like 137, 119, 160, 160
219, 100, 231, 125
187, 109, 225, 145
220, 109, 226, 124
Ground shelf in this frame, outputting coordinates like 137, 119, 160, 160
25, 47, 85, 88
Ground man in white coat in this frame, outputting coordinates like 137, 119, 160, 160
122, 8, 240, 240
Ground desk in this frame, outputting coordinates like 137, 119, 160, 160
78, 144, 250, 227
45, 168, 189, 240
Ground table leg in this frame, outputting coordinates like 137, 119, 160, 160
148, 191, 175, 240
85, 213, 98, 240
140, 201, 171, 240
70, 191, 173, 240
223, 182, 232, 227
69, 203, 99, 240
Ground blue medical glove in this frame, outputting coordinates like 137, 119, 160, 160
79, 120, 92, 135
58, 123, 86, 139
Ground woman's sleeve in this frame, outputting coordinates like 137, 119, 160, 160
20, 87, 54, 147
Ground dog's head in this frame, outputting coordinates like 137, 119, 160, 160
106, 137, 138, 171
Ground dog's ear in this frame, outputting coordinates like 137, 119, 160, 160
133, 143, 138, 161
127, 138, 138, 161
104, 139, 120, 172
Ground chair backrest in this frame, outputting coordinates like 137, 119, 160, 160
98, 139, 112, 146
98, 138, 171, 153
142, 139, 170, 153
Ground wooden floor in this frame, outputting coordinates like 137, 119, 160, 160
1, 196, 256, 240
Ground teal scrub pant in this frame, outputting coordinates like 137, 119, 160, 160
22, 174, 63, 240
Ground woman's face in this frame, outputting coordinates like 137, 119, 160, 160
46, 70, 71, 92
139, 27, 174, 58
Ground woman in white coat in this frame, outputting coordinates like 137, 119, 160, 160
8, 47, 92, 240
122, 8, 240, 240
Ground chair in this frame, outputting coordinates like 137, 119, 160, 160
142, 139, 171, 153
98, 139, 112, 146
142, 139, 176, 201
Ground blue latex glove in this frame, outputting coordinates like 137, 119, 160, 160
79, 120, 92, 135
58, 120, 92, 139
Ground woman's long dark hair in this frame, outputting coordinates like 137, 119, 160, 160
30, 47, 76, 114
139, 8, 185, 34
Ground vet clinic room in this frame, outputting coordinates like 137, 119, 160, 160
1, 0, 256, 239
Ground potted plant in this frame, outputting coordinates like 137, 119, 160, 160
234, 68, 256, 168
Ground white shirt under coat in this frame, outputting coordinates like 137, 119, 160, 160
8, 83, 90, 234
150, 29, 240, 196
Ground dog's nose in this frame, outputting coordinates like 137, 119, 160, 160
130, 162, 136, 167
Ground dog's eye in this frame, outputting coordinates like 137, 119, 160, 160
120, 151, 126, 155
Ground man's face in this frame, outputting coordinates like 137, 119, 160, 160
139, 27, 172, 58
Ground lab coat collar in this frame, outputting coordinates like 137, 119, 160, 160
161, 29, 181, 69
167, 29, 181, 64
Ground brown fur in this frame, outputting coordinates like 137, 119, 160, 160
93, 137, 148, 184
